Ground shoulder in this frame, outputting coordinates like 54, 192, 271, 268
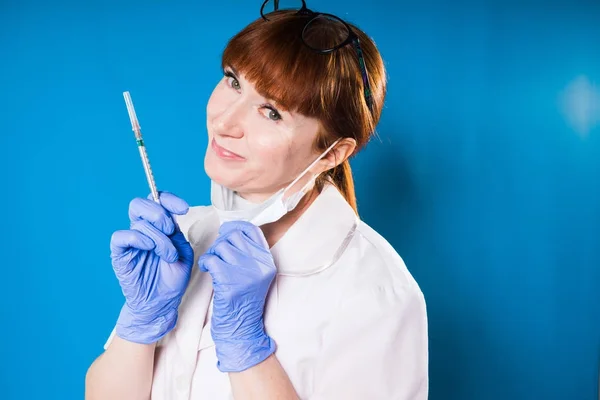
323, 219, 428, 360
313, 221, 429, 399
339, 219, 425, 308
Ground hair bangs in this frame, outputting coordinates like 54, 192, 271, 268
221, 13, 336, 117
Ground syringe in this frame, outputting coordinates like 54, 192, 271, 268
123, 91, 160, 204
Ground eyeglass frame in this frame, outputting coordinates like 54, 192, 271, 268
260, 0, 374, 113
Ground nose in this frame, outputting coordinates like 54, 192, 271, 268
212, 101, 245, 139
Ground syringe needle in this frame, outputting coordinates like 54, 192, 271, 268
123, 91, 160, 204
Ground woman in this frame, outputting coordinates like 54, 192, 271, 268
85, 2, 428, 399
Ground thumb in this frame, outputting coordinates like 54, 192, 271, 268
219, 221, 268, 249
150, 192, 190, 215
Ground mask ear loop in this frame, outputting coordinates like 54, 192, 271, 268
282, 138, 342, 201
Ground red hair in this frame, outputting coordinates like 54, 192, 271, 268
222, 10, 387, 214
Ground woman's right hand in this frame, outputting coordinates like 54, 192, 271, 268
110, 192, 194, 344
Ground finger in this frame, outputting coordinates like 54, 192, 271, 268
171, 231, 195, 265
198, 252, 213, 273
198, 253, 229, 282
210, 228, 274, 278
131, 220, 178, 263
225, 229, 259, 256
222, 223, 271, 263
110, 229, 155, 256
129, 197, 175, 236
150, 192, 189, 215
210, 235, 243, 266
110, 230, 155, 275
226, 229, 276, 270
219, 221, 268, 249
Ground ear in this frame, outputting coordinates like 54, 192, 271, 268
318, 138, 357, 174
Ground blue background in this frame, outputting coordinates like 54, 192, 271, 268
1, 0, 599, 399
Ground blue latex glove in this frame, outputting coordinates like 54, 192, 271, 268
198, 221, 277, 372
110, 192, 194, 344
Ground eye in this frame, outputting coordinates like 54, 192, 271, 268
229, 77, 241, 91
224, 71, 241, 91
260, 105, 282, 121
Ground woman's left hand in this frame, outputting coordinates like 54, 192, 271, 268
198, 221, 277, 373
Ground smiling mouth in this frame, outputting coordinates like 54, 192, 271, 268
211, 138, 246, 161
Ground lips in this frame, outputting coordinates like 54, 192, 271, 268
211, 138, 245, 161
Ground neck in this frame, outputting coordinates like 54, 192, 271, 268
259, 186, 320, 248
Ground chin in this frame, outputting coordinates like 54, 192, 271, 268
204, 151, 242, 191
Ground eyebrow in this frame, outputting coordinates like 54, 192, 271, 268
224, 64, 239, 78
224, 65, 296, 121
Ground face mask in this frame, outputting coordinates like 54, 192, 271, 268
211, 139, 341, 227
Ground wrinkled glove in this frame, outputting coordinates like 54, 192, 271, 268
198, 221, 277, 372
110, 192, 194, 344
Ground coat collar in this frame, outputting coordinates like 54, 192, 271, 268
269, 183, 359, 276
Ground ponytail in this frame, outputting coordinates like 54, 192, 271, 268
318, 159, 358, 216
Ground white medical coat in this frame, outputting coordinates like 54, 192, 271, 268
104, 184, 429, 399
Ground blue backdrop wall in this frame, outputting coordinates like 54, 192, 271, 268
1, 0, 599, 399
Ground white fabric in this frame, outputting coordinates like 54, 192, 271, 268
104, 184, 429, 399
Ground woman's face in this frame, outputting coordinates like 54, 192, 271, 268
204, 67, 323, 203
